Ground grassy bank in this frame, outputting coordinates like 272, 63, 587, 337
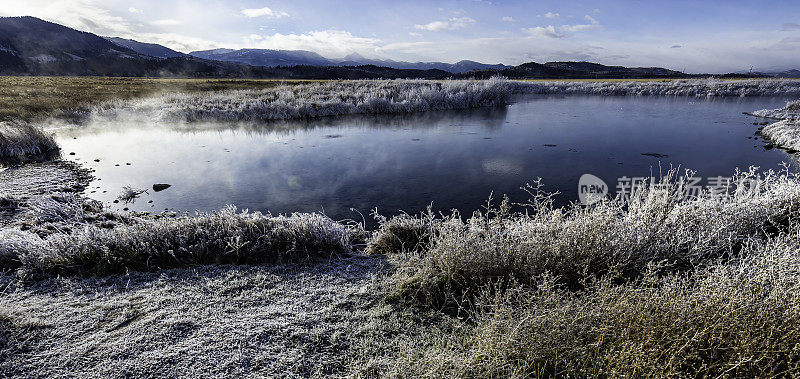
0, 76, 312, 122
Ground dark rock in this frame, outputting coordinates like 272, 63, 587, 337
152, 184, 171, 192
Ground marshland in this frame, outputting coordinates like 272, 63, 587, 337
3, 76, 800, 377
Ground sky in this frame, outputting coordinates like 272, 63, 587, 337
1, 0, 799, 73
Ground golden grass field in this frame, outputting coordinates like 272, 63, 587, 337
0, 76, 320, 121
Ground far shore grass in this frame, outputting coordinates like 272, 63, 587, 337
3, 75, 791, 122
0, 76, 321, 122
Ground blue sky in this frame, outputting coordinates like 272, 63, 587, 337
2, 0, 799, 72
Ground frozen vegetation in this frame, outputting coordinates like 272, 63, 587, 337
0, 122, 58, 159
511, 78, 800, 97
751, 100, 800, 150
88, 78, 511, 122
79, 78, 800, 124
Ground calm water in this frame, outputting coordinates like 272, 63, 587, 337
56, 95, 794, 226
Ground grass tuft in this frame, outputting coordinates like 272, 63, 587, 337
16, 207, 361, 276
0, 122, 58, 159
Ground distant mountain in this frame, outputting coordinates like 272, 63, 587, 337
189, 48, 509, 73
104, 37, 186, 58
0, 16, 703, 80
763, 69, 800, 78
191, 48, 333, 67
0, 17, 450, 79
0, 16, 156, 75
458, 61, 694, 79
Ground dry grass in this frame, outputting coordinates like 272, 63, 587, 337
0, 76, 311, 122
346, 168, 800, 377
10, 207, 362, 277
0, 122, 58, 159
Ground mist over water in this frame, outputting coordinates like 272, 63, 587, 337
56, 95, 794, 226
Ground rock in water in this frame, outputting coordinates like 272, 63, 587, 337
152, 184, 171, 192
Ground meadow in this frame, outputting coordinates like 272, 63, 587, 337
2, 76, 800, 377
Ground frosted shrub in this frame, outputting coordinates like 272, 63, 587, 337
0, 122, 59, 158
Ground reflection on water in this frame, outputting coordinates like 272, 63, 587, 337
56, 95, 794, 226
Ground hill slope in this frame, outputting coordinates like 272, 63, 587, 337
104, 37, 186, 59
190, 48, 509, 73
0, 17, 450, 79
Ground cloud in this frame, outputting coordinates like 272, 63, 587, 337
524, 25, 565, 39
414, 17, 475, 31
501, 16, 515, 22
246, 30, 380, 57
241, 7, 289, 18
539, 12, 560, 19
0, 0, 131, 35
671, 45, 682, 48
409, 32, 422, 37
560, 15, 601, 32
782, 22, 800, 31
128, 7, 142, 14
151, 19, 181, 26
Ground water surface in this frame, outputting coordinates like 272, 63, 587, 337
56, 95, 795, 225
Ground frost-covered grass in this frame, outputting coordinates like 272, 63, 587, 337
374, 168, 800, 311
511, 78, 800, 97
90, 78, 511, 122
76, 78, 800, 124
750, 99, 800, 150
0, 122, 59, 158
347, 168, 800, 377
360, 234, 800, 377
751, 99, 800, 120
4, 207, 362, 276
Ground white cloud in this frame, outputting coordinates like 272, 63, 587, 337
414, 17, 475, 31
245, 30, 380, 57
241, 7, 289, 18
409, 32, 422, 37
524, 25, 565, 39
539, 12, 560, 19
501, 16, 515, 22
560, 15, 601, 32
151, 19, 181, 26
128, 7, 143, 14
0, 0, 131, 35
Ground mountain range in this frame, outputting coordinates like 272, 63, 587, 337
189, 49, 509, 73
0, 16, 796, 79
